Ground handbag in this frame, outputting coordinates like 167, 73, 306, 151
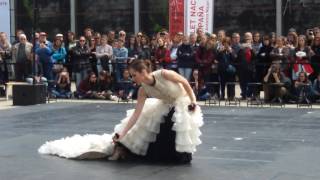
226, 64, 236, 74
52, 63, 64, 73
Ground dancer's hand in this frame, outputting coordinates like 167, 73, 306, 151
188, 103, 196, 112
112, 133, 120, 143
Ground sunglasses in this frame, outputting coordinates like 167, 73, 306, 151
79, 39, 85, 42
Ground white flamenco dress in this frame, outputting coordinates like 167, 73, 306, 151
38, 70, 203, 161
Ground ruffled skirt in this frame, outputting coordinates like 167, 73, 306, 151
38, 97, 203, 160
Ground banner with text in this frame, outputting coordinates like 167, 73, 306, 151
0, 0, 10, 38
185, 0, 213, 35
169, 0, 185, 38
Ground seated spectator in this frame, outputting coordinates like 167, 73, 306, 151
116, 69, 136, 100
293, 71, 313, 104
51, 69, 72, 99
312, 73, 320, 102
190, 69, 210, 101
263, 63, 291, 103
76, 71, 103, 99
97, 70, 118, 101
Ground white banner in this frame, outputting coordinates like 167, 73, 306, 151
0, 0, 11, 38
185, 0, 213, 35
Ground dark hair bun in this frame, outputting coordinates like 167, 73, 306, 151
129, 59, 152, 73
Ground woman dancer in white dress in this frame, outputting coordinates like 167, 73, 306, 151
39, 59, 203, 164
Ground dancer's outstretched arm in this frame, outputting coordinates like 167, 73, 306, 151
118, 87, 147, 140
162, 69, 197, 104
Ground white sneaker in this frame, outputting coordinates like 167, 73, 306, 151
110, 95, 119, 101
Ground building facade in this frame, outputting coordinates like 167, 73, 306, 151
10, 0, 320, 39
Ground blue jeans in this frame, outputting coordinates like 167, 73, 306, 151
178, 68, 192, 81
75, 70, 87, 88
115, 63, 127, 82
51, 89, 72, 98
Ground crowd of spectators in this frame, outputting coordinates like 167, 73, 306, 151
1, 26, 320, 104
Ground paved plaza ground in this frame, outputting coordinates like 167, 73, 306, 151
0, 101, 320, 180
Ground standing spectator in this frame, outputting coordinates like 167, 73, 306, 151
36, 32, 52, 49
237, 32, 255, 99
256, 35, 274, 83
252, 32, 262, 55
51, 37, 67, 77
12, 29, 25, 45
89, 37, 98, 75
150, 35, 158, 63
65, 31, 77, 78
154, 38, 170, 69
72, 36, 91, 87
0, 32, 11, 83
217, 37, 236, 100
216, 30, 226, 50
94, 32, 102, 47
177, 35, 195, 80
196, 38, 219, 98
169, 35, 180, 71
12, 34, 33, 81
118, 30, 126, 42
84, 27, 94, 47
94, 36, 113, 73
310, 33, 320, 81
312, 73, 320, 102
55, 33, 64, 47
127, 35, 138, 58
287, 31, 298, 49
107, 30, 116, 45
231, 33, 241, 59
36, 40, 53, 85
292, 35, 314, 80
135, 32, 143, 53
270, 32, 277, 47
189, 33, 199, 48
270, 36, 291, 72
113, 39, 128, 82
138, 35, 151, 60
196, 28, 205, 43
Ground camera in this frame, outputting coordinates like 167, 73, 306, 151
271, 65, 276, 73
307, 29, 314, 36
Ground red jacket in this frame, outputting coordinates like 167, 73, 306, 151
195, 46, 215, 74
155, 46, 171, 63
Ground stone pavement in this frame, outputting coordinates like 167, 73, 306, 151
0, 102, 320, 180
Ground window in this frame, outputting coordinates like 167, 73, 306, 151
214, 0, 276, 35
16, 0, 70, 40
140, 0, 168, 36
76, 0, 134, 35
282, 0, 320, 34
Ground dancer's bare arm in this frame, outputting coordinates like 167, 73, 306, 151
162, 69, 196, 104
118, 87, 147, 139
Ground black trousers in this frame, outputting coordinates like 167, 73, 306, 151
122, 108, 192, 164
